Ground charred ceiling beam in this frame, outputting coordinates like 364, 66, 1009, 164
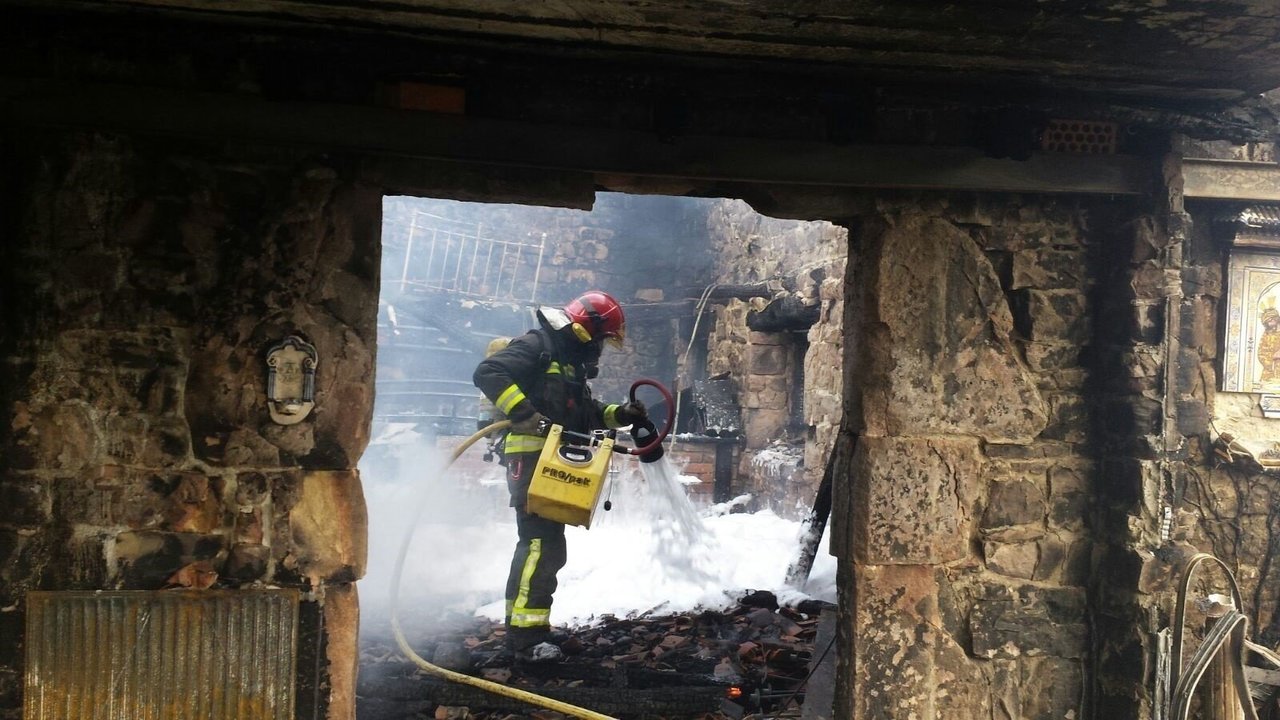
0, 79, 1152, 195
17, 0, 1280, 105
624, 285, 803, 325
746, 296, 820, 333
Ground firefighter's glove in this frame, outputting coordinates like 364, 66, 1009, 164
508, 411, 550, 436
615, 401, 648, 427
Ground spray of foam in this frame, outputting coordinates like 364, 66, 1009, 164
637, 455, 719, 584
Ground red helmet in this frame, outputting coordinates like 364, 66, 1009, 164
564, 290, 626, 347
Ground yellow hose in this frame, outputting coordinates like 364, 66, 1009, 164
388, 419, 619, 720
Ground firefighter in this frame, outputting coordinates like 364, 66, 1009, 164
473, 290, 648, 662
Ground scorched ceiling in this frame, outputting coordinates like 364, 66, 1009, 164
23, 0, 1280, 105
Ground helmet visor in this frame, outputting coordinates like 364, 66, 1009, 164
604, 322, 625, 349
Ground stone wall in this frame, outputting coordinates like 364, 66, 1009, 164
801, 258, 848, 513
700, 199, 848, 512
0, 129, 1215, 720
0, 131, 380, 718
665, 438, 732, 504
1176, 203, 1280, 648
0, 132, 1228, 720
1149, 140, 1280, 657
833, 193, 1149, 719
1077, 142, 1280, 717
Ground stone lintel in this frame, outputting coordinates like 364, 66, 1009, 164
1184, 159, 1280, 202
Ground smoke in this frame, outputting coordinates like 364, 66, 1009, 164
358, 426, 513, 624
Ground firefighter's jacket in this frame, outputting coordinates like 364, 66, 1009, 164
472, 322, 628, 460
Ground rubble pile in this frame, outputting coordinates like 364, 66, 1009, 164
358, 592, 834, 720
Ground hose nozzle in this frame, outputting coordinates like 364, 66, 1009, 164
632, 420, 664, 463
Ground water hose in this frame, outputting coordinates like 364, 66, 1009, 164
613, 378, 676, 456
388, 419, 619, 720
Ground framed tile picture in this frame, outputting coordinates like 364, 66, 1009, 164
1222, 250, 1280, 393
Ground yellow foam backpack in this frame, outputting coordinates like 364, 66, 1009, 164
527, 425, 615, 528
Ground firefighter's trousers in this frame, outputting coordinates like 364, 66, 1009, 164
504, 454, 567, 650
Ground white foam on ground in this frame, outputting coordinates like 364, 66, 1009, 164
361, 438, 837, 627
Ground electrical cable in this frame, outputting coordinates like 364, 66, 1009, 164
672, 282, 718, 453
388, 419, 619, 720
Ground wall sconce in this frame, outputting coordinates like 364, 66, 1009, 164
266, 335, 318, 425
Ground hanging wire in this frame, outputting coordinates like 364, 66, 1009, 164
671, 282, 719, 453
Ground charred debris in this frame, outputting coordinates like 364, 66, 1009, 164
359, 591, 835, 720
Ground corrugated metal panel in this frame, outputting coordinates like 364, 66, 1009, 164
25, 590, 299, 720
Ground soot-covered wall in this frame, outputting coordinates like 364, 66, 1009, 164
831, 191, 1178, 719
0, 131, 380, 718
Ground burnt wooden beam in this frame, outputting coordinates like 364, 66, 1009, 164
623, 285, 802, 324
747, 296, 820, 332
704, 282, 790, 301
620, 300, 696, 324
15, 0, 1280, 102
0, 79, 1151, 195
784, 434, 847, 587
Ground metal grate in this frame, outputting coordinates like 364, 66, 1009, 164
24, 590, 299, 720
392, 210, 546, 302
1041, 118, 1118, 155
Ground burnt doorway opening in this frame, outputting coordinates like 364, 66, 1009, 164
356, 191, 847, 718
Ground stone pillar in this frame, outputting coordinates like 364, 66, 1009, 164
837, 209, 1051, 717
